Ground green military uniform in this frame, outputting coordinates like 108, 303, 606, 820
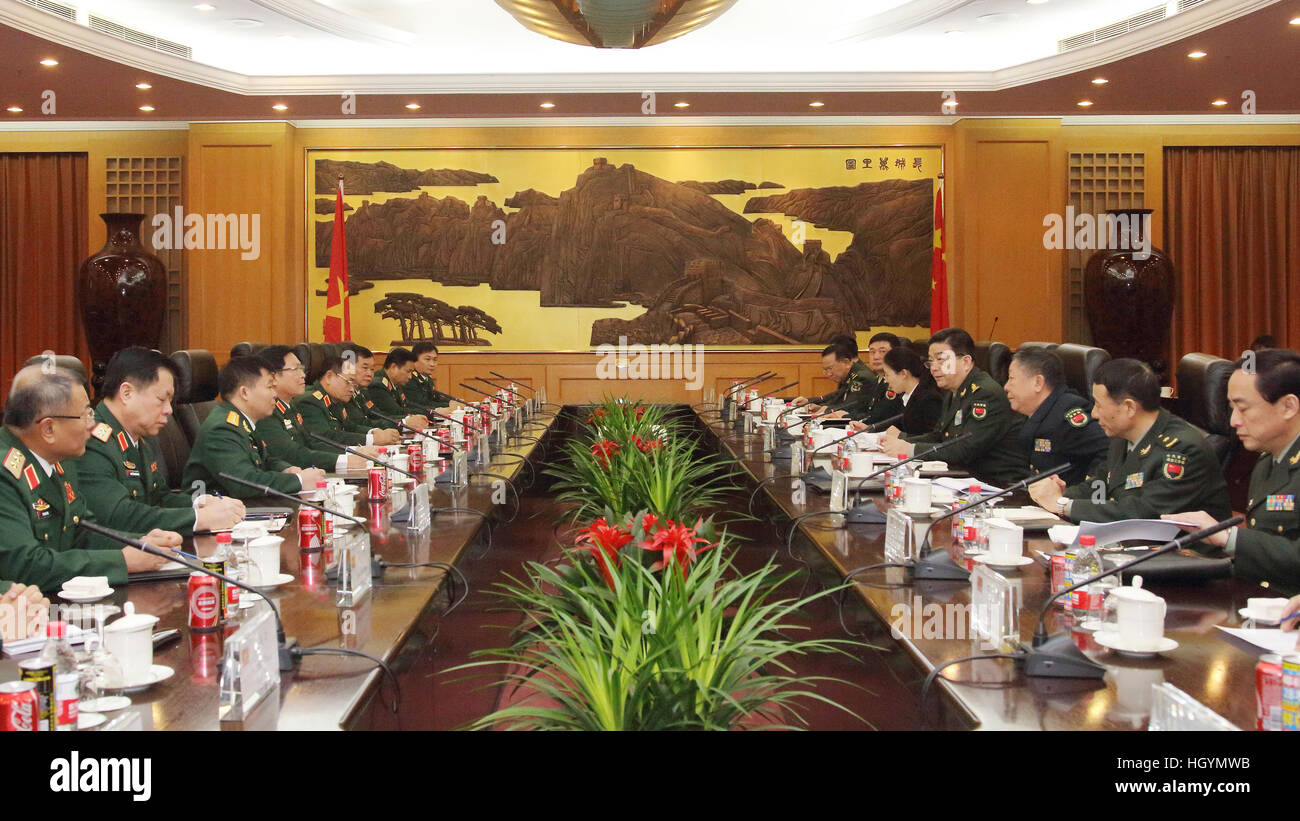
1228, 435, 1300, 594
811, 360, 874, 418
903, 367, 1029, 487
0, 429, 128, 589
1062, 409, 1231, 524
293, 383, 370, 446
857, 374, 906, 427
365, 372, 419, 419
79, 403, 196, 536
182, 401, 302, 500
406, 371, 455, 413
256, 398, 344, 470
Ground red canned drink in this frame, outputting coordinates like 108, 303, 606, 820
299, 549, 324, 588
1050, 552, 1067, 602
298, 507, 322, 550
188, 572, 221, 630
1258, 653, 1284, 731
408, 442, 424, 472
368, 466, 387, 501
0, 681, 38, 731
438, 426, 451, 446
17, 658, 54, 731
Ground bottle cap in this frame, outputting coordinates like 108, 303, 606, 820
216, 531, 232, 543
1079, 535, 1096, 547
46, 620, 66, 637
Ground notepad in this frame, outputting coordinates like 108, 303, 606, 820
1216, 626, 1300, 656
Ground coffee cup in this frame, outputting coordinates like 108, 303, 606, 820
103, 602, 159, 683
764, 405, 781, 423
246, 535, 284, 585
984, 517, 1024, 563
391, 453, 409, 473
1114, 578, 1166, 650
848, 451, 874, 476
901, 477, 932, 513
1248, 597, 1289, 621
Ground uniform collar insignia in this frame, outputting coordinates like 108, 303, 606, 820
1139, 444, 1152, 456
275, 399, 288, 413
116, 431, 129, 452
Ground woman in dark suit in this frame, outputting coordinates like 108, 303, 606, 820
873, 346, 944, 435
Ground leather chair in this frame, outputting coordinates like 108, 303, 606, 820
1055, 343, 1111, 398
229, 341, 270, 359
146, 416, 191, 491
21, 354, 90, 393
321, 342, 343, 361
169, 349, 219, 445
295, 343, 331, 383
1015, 341, 1059, 355
1176, 353, 1237, 469
973, 341, 1011, 384
906, 337, 930, 361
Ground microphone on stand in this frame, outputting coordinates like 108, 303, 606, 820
489, 371, 534, 393
368, 407, 455, 440
472, 376, 522, 400
986, 315, 999, 342
794, 414, 905, 457
216, 471, 365, 524
301, 433, 423, 482
837, 433, 971, 524
697, 372, 775, 415
77, 519, 300, 671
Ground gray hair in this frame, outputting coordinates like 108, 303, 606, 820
4, 365, 85, 429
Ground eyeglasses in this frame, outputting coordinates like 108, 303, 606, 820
278, 365, 304, 374
45, 408, 95, 423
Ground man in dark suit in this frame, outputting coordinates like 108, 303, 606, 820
1004, 346, 1108, 486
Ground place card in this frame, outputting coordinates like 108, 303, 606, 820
1148, 683, 1238, 731
218, 605, 279, 724
830, 468, 848, 512
336, 529, 373, 607
970, 564, 1020, 651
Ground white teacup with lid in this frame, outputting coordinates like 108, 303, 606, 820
103, 602, 159, 683
1111, 576, 1167, 651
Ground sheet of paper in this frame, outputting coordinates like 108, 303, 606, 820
933, 477, 1001, 494
1074, 518, 1197, 547
1215, 625, 1300, 656
996, 506, 1063, 524
2, 624, 88, 657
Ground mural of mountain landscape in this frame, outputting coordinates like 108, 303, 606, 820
314, 155, 935, 346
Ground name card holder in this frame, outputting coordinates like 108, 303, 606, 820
476, 431, 491, 465
407, 483, 432, 532
970, 564, 1020, 651
336, 529, 374, 607
453, 448, 469, 487
762, 423, 775, 462
1148, 683, 1239, 731
219, 606, 279, 726
884, 507, 931, 564
830, 469, 849, 512
791, 440, 806, 475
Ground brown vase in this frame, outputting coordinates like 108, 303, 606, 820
1083, 208, 1176, 379
77, 213, 167, 391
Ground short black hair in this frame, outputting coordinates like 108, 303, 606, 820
1251, 334, 1277, 351
883, 346, 931, 383
4, 367, 83, 429
826, 334, 858, 357
259, 345, 296, 372
384, 348, 417, 369
929, 327, 975, 359
411, 341, 439, 357
218, 356, 271, 401
867, 332, 900, 350
1012, 347, 1065, 392
821, 338, 857, 361
320, 354, 346, 378
1236, 348, 1300, 404
1094, 358, 1160, 411
341, 342, 374, 360
101, 347, 181, 400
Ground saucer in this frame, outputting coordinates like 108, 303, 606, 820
59, 587, 113, 603
1095, 630, 1179, 658
334, 516, 366, 527
971, 554, 1035, 571
257, 572, 294, 588
122, 664, 174, 693
79, 695, 131, 713
77, 712, 106, 730
1239, 607, 1285, 625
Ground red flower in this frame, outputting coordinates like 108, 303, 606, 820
635, 436, 662, 453
576, 517, 633, 588
639, 512, 659, 533
634, 406, 645, 420
641, 520, 712, 579
585, 408, 607, 424
590, 439, 621, 467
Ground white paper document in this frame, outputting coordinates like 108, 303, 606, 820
1071, 518, 1196, 548
933, 477, 1001, 494
1215, 626, 1300, 656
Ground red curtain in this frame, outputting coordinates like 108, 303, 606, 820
0, 153, 90, 387
1164, 146, 1300, 358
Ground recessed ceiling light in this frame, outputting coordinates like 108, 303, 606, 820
135, 82, 152, 90
539, 101, 555, 109
272, 103, 288, 111
1187, 50, 1207, 58
194, 2, 214, 10
405, 102, 421, 110
138, 105, 155, 112
674, 101, 690, 108
1091, 77, 1108, 85
1290, 16, 1300, 25
808, 100, 825, 108
1211, 99, 1228, 106
1077, 99, 1093, 107
1026, 0, 1048, 5
39, 58, 58, 67
6, 106, 22, 113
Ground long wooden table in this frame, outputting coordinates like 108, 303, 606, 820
699, 409, 1279, 731
1, 409, 559, 731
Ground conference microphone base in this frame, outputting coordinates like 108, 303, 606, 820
1021, 633, 1107, 679
279, 637, 299, 672
844, 504, 887, 524
326, 555, 386, 581
909, 549, 971, 581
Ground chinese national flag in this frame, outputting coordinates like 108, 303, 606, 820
930, 180, 950, 333
323, 178, 351, 342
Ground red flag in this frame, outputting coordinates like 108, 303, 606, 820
324, 178, 351, 342
930, 180, 949, 333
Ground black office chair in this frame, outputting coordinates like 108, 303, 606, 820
1055, 343, 1111, 398
1176, 353, 1237, 469
169, 349, 219, 445
973, 341, 1011, 384
1015, 341, 1059, 355
294, 343, 331, 383
146, 416, 191, 490
21, 354, 90, 393
229, 341, 270, 359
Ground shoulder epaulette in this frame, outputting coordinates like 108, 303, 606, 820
91, 422, 113, 443
225, 410, 241, 426
3, 447, 25, 479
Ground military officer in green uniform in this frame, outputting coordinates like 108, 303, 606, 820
1167, 349, 1300, 594
880, 328, 1029, 486
183, 356, 326, 500
294, 355, 397, 447
408, 341, 457, 412
855, 333, 907, 427
340, 343, 391, 436
365, 348, 431, 429
791, 337, 876, 419
0, 365, 173, 590
1029, 357, 1231, 523
80, 348, 245, 536
257, 346, 381, 469
1004, 346, 1109, 486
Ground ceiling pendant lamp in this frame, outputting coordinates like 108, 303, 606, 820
495, 0, 739, 48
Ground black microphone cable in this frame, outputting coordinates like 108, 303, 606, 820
291, 645, 402, 715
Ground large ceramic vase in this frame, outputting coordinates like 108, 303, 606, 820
77, 213, 167, 392
1083, 208, 1176, 379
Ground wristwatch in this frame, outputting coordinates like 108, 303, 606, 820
1054, 497, 1069, 515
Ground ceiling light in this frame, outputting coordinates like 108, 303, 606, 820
1026, 0, 1049, 5
6, 106, 22, 113
674, 101, 690, 109
1211, 99, 1228, 106
135, 82, 152, 90
272, 103, 288, 111
1077, 99, 1093, 107
1290, 16, 1300, 24
39, 58, 58, 67
194, 2, 214, 10
1187, 50, 1207, 58
1091, 77, 1108, 85
138, 105, 155, 112
405, 103, 421, 110
539, 101, 555, 109
809, 100, 825, 108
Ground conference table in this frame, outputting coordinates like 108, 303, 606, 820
0, 409, 559, 731
697, 407, 1279, 731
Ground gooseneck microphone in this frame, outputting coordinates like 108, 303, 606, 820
216, 471, 365, 525
472, 376, 522, 400
302, 432, 422, 482
489, 371, 534, 393
77, 519, 300, 670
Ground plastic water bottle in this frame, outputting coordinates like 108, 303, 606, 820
891, 458, 914, 507
216, 531, 240, 613
1070, 535, 1112, 629
953, 484, 982, 547
836, 435, 858, 473
964, 503, 989, 554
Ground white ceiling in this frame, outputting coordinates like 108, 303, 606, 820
43, 0, 1255, 79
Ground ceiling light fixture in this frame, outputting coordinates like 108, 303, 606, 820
405, 103, 421, 110
1077, 99, 1093, 107
809, 100, 825, 108
138, 105, 155, 112
1211, 99, 1228, 106
674, 101, 690, 108
539, 101, 555, 109
6, 106, 22, 113
39, 58, 58, 67
1187, 50, 1207, 58
1091, 77, 1108, 85
272, 103, 288, 111
136, 82, 152, 90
